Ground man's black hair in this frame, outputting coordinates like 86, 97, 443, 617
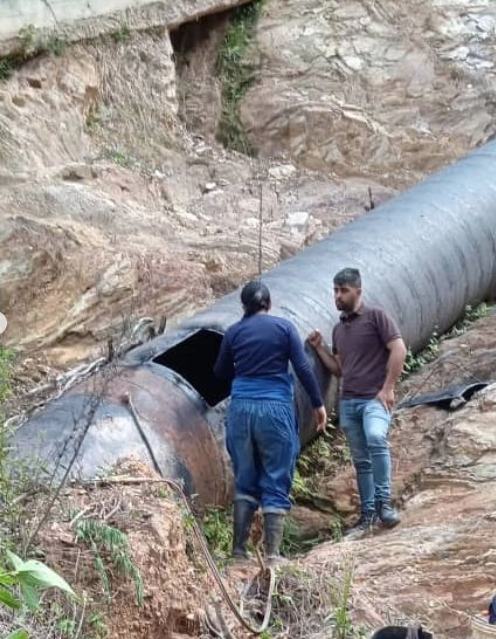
333, 267, 361, 288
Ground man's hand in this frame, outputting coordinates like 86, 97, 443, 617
307, 331, 342, 377
376, 387, 395, 412
308, 329, 323, 349
314, 406, 327, 433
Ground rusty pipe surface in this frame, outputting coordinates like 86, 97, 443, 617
12, 140, 496, 506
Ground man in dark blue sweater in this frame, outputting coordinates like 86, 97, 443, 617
215, 281, 327, 564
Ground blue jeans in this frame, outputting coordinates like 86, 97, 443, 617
226, 398, 300, 514
339, 398, 392, 516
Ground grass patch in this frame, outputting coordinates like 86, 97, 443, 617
215, 1, 264, 154
330, 560, 355, 639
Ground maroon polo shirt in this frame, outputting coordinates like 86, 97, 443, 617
332, 305, 402, 399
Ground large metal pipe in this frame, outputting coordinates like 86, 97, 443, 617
12, 140, 496, 506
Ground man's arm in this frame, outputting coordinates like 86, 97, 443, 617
307, 330, 342, 377
376, 338, 407, 411
287, 324, 327, 433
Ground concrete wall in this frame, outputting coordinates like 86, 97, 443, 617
0, 0, 152, 41
0, 0, 250, 56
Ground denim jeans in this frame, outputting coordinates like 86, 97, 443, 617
226, 398, 300, 514
339, 398, 392, 516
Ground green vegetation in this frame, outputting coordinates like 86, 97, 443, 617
0, 347, 14, 405
402, 302, 490, 377
45, 35, 67, 57
107, 150, 134, 168
330, 517, 344, 543
19, 24, 68, 58
446, 302, 489, 337
0, 24, 70, 83
215, 1, 264, 153
0, 550, 76, 638
200, 506, 233, 560
0, 58, 13, 81
292, 428, 348, 503
402, 333, 440, 377
74, 519, 144, 606
330, 561, 354, 639
0, 348, 21, 548
111, 26, 131, 44
87, 611, 108, 638
18, 24, 37, 57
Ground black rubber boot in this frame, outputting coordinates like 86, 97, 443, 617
376, 500, 401, 529
263, 512, 285, 566
233, 500, 255, 560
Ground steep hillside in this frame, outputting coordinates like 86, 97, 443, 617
1, 0, 495, 369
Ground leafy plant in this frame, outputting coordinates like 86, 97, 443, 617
201, 507, 233, 559
291, 429, 343, 505
74, 519, 144, 606
402, 303, 491, 378
402, 333, 440, 377
111, 26, 131, 44
446, 302, 490, 338
45, 35, 67, 57
330, 517, 343, 543
0, 347, 14, 404
18, 25, 37, 57
57, 617, 77, 638
108, 150, 133, 168
0, 348, 20, 546
0, 549, 76, 639
291, 468, 314, 501
215, 1, 264, 153
0, 58, 13, 81
88, 611, 108, 638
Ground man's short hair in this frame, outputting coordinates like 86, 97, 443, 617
333, 268, 361, 288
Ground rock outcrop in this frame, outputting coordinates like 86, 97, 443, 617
242, 0, 496, 186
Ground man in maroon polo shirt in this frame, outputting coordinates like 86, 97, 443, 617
308, 267, 407, 534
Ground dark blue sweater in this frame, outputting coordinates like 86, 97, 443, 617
214, 313, 323, 408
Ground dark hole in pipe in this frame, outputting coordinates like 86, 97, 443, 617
153, 329, 230, 407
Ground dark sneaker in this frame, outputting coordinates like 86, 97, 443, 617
344, 512, 378, 538
376, 501, 401, 529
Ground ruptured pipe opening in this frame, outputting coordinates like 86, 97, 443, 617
153, 329, 230, 407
